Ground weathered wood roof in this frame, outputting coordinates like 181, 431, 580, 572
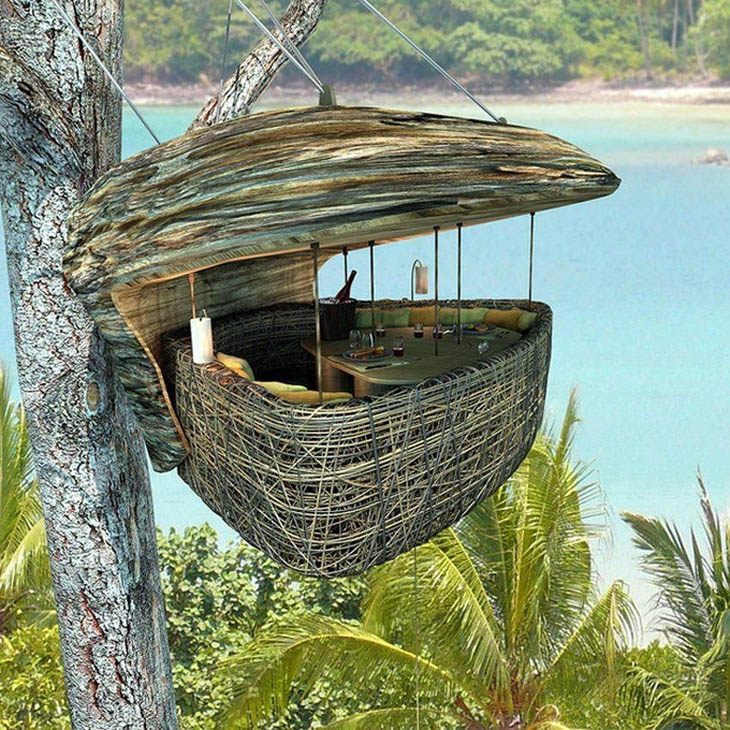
64, 105, 620, 472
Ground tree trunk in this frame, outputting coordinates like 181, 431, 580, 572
0, 0, 326, 727
671, 0, 680, 52
635, 0, 653, 80
0, 2, 178, 727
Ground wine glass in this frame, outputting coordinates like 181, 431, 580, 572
393, 335, 405, 357
349, 329, 361, 349
413, 322, 424, 339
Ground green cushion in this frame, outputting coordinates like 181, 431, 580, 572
438, 307, 489, 325
382, 308, 410, 327
354, 308, 376, 328
518, 311, 538, 331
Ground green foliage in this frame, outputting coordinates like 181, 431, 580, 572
123, 0, 728, 86
157, 524, 367, 729
0, 365, 51, 635
556, 641, 686, 729
699, 0, 730, 77
620, 474, 730, 728
219, 390, 639, 729
0, 624, 69, 729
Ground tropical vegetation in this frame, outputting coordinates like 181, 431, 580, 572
621, 473, 730, 729
217, 393, 640, 729
0, 367, 50, 636
124, 0, 730, 85
2, 367, 728, 729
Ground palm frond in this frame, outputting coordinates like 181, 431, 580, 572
547, 581, 638, 693
621, 663, 722, 730
218, 613, 462, 729
363, 533, 509, 702
321, 707, 450, 729
0, 365, 49, 618
622, 510, 714, 663
0, 502, 48, 595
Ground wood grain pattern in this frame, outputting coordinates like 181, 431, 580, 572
64, 105, 620, 471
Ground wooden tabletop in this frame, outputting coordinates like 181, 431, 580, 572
301, 327, 522, 386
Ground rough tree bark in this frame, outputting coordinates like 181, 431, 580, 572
0, 0, 326, 727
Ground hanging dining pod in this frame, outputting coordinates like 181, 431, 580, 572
63, 101, 619, 577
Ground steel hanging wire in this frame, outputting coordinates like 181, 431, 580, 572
258, 0, 324, 88
529, 212, 535, 302
457, 222, 463, 344
216, 0, 235, 124
434, 226, 440, 356
311, 243, 323, 404
353, 0, 504, 124
48, 0, 161, 144
234, 0, 324, 93
369, 241, 376, 338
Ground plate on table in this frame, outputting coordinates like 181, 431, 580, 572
461, 324, 494, 336
342, 348, 393, 363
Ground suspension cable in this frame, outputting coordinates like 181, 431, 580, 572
528, 212, 535, 302
234, 0, 324, 93
353, 0, 503, 123
216, 0, 235, 124
48, 0, 160, 144
258, 0, 323, 88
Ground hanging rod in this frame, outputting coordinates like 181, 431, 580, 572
353, 0, 504, 124
234, 0, 324, 93
258, 0, 323, 89
48, 0, 161, 144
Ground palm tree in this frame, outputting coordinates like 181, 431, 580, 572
219, 390, 638, 729
621, 472, 730, 729
0, 365, 50, 634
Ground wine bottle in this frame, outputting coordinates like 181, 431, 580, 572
334, 270, 357, 302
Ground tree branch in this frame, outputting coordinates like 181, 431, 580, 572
190, 0, 327, 129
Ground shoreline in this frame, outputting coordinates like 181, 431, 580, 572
127, 78, 730, 107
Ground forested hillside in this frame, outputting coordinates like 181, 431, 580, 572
124, 0, 730, 86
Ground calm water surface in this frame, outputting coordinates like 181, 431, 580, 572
1, 99, 728, 623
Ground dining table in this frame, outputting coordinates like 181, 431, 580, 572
301, 326, 522, 397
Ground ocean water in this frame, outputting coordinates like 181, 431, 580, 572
1, 98, 728, 624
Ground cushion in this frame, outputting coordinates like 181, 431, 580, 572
382, 308, 410, 327
254, 381, 308, 394
275, 390, 353, 405
517, 311, 538, 331
438, 307, 489, 325
409, 306, 436, 326
484, 308, 524, 332
354, 308, 377, 328
216, 352, 254, 380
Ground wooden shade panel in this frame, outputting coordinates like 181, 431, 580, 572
64, 105, 620, 471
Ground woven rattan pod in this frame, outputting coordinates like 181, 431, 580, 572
163, 299, 551, 577
63, 104, 616, 577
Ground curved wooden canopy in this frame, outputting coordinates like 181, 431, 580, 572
64, 105, 620, 472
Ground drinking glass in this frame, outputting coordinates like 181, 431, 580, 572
362, 331, 375, 348
375, 311, 386, 338
477, 340, 490, 356
393, 335, 405, 357
413, 322, 424, 339
349, 329, 361, 349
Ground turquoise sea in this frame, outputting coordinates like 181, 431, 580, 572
1, 97, 728, 625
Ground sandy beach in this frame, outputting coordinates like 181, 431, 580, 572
127, 77, 730, 107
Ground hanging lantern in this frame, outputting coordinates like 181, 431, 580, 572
411, 259, 429, 299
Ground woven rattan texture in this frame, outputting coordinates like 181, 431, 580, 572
164, 299, 552, 577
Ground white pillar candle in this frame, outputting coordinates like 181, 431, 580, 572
190, 316, 214, 364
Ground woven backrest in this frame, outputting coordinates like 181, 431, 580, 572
164, 299, 552, 577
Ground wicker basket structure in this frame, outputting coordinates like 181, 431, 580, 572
163, 299, 552, 577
